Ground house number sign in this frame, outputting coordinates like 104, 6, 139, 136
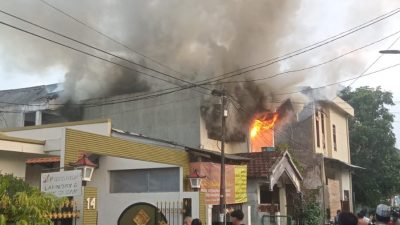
86, 197, 96, 210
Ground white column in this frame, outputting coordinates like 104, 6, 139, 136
35, 111, 42, 125
247, 205, 251, 225
279, 184, 287, 216
207, 205, 212, 225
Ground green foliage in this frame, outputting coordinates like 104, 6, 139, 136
275, 143, 304, 173
341, 86, 400, 207
290, 190, 322, 225
0, 174, 66, 225
302, 201, 322, 225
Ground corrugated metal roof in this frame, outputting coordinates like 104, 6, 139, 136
0, 83, 62, 106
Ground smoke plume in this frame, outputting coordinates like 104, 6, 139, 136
0, 0, 396, 138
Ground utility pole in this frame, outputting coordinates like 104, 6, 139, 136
211, 89, 227, 225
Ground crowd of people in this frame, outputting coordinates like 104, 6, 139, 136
184, 209, 245, 225
335, 204, 396, 225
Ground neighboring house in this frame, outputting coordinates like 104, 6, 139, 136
0, 83, 66, 129
82, 89, 248, 154
0, 132, 47, 179
237, 151, 303, 225
1, 119, 239, 225
277, 97, 362, 222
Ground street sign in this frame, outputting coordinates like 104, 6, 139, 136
41, 170, 82, 197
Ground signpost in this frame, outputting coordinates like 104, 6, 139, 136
41, 170, 82, 197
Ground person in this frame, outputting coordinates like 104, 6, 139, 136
358, 212, 369, 225
230, 209, 245, 225
184, 217, 192, 225
335, 210, 342, 225
191, 218, 202, 225
360, 209, 371, 225
375, 204, 391, 225
338, 212, 358, 225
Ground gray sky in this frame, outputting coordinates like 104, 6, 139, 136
0, 0, 400, 147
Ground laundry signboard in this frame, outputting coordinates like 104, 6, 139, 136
190, 162, 247, 205
41, 170, 82, 197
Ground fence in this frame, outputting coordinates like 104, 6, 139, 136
157, 201, 187, 225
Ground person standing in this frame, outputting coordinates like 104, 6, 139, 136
191, 218, 202, 225
230, 209, 245, 225
338, 212, 358, 225
184, 217, 192, 225
375, 204, 391, 225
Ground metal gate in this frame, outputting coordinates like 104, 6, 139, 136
262, 215, 292, 225
118, 201, 190, 225
157, 201, 187, 225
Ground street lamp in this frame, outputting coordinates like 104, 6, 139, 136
187, 169, 206, 191
71, 154, 97, 183
379, 50, 400, 54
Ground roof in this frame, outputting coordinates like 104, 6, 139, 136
237, 151, 285, 177
324, 157, 365, 170
320, 97, 354, 117
188, 148, 250, 162
0, 83, 62, 106
26, 156, 60, 164
0, 133, 45, 145
237, 151, 303, 192
0, 118, 110, 132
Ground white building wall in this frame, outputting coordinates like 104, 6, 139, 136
89, 156, 199, 225
0, 151, 42, 179
328, 108, 350, 163
3, 121, 111, 141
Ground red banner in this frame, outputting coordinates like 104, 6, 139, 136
190, 162, 247, 205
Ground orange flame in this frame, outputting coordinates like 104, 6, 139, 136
250, 112, 279, 138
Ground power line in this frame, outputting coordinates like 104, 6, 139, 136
0, 20, 178, 86
203, 29, 400, 85
38, 0, 190, 79
196, 8, 400, 85
0, 9, 211, 94
272, 62, 400, 96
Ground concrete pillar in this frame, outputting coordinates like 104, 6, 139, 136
247, 205, 251, 225
35, 111, 42, 125
279, 184, 287, 216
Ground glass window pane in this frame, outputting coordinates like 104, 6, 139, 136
110, 170, 148, 193
148, 168, 179, 192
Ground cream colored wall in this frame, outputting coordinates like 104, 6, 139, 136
199, 118, 248, 154
327, 108, 350, 163
340, 170, 353, 210
0, 151, 41, 179
0, 140, 44, 154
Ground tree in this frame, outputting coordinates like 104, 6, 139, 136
0, 174, 66, 225
340, 86, 400, 207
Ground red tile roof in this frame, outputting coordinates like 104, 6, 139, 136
236, 151, 284, 178
26, 156, 60, 164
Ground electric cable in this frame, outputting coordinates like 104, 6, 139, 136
0, 9, 211, 94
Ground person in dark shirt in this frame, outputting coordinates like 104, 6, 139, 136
230, 209, 245, 225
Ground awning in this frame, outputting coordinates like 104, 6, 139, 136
26, 156, 60, 164
187, 148, 250, 162
324, 157, 365, 170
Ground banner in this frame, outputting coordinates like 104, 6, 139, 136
190, 162, 247, 205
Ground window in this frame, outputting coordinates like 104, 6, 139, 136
333, 124, 337, 151
343, 190, 350, 201
24, 112, 36, 126
110, 167, 179, 193
321, 113, 326, 149
259, 184, 279, 204
315, 115, 320, 148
